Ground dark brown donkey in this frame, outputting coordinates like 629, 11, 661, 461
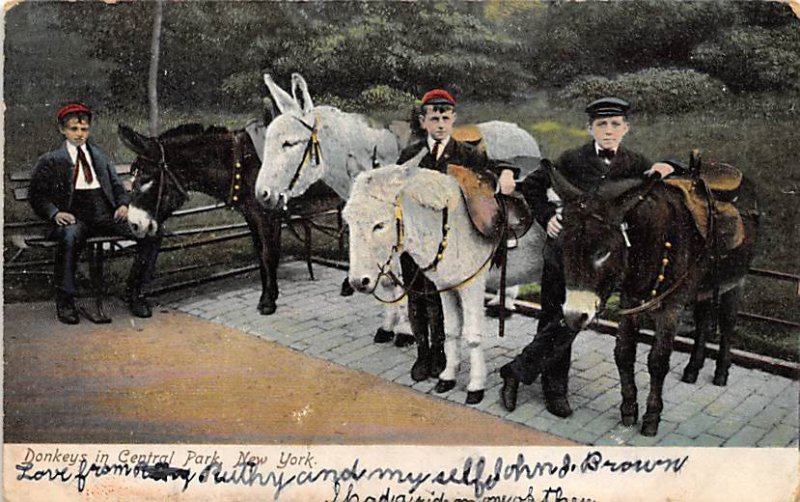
548, 158, 758, 436
119, 124, 284, 315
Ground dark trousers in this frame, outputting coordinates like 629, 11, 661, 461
400, 253, 445, 349
503, 237, 576, 397
50, 190, 161, 298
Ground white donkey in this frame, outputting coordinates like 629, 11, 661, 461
344, 160, 498, 405
255, 73, 543, 339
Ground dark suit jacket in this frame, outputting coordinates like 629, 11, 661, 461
29, 141, 129, 222
397, 137, 494, 176
518, 142, 651, 228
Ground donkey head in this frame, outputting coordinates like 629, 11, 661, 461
342, 165, 411, 294
255, 73, 325, 209
550, 162, 647, 330
118, 124, 192, 237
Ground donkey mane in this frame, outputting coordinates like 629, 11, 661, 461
159, 123, 230, 140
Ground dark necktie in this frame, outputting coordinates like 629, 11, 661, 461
75, 146, 93, 184
431, 140, 441, 161
598, 148, 615, 160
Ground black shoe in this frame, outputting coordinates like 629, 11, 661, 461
128, 296, 152, 318
56, 297, 79, 325
429, 345, 446, 378
340, 277, 355, 296
394, 333, 416, 347
373, 328, 394, 343
500, 369, 519, 412
410, 357, 430, 382
545, 396, 573, 418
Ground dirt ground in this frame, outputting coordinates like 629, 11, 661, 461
3, 299, 572, 446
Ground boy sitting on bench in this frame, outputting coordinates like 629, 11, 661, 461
29, 102, 161, 324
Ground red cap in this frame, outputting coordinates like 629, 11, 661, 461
57, 103, 92, 122
421, 89, 456, 107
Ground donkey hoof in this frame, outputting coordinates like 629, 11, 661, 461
435, 379, 456, 394
466, 390, 484, 404
712, 372, 729, 387
258, 301, 277, 315
373, 328, 394, 344
681, 368, 699, 384
621, 403, 639, 426
411, 360, 430, 382
641, 415, 660, 437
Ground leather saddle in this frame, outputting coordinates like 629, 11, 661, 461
665, 161, 746, 250
446, 164, 533, 241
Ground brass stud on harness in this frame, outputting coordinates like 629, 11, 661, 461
665, 241, 672, 249
232, 195, 239, 202
235, 162, 241, 168
235, 173, 241, 180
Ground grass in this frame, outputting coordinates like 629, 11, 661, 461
4, 95, 798, 361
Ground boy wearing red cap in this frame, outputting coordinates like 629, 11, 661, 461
394, 89, 516, 385
29, 103, 161, 324
499, 97, 678, 417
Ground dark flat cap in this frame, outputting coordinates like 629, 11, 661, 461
585, 97, 630, 118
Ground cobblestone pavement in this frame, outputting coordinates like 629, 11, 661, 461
160, 260, 799, 448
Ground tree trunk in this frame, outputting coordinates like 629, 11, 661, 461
148, 0, 164, 136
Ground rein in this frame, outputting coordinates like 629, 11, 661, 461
286, 115, 322, 193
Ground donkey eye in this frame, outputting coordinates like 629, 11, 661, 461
372, 222, 386, 233
282, 140, 300, 150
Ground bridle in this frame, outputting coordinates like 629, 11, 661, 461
285, 114, 322, 195
370, 193, 502, 304
132, 139, 190, 220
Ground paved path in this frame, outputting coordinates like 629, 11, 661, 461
160, 260, 799, 448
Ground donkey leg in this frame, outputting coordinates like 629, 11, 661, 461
615, 315, 640, 426
682, 300, 712, 384
435, 292, 461, 393
642, 311, 678, 437
461, 285, 487, 404
245, 209, 279, 315
713, 288, 740, 386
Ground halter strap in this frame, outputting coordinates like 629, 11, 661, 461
144, 138, 191, 219
287, 114, 322, 192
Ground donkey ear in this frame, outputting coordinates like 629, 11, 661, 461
118, 124, 159, 159
291, 73, 314, 114
400, 148, 427, 169
264, 74, 301, 115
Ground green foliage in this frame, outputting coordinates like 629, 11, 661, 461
559, 69, 728, 115
507, 0, 739, 88
692, 25, 800, 93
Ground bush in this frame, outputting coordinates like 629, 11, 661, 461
558, 68, 728, 115
691, 26, 800, 93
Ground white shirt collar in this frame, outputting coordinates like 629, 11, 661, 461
427, 136, 450, 159
594, 141, 617, 155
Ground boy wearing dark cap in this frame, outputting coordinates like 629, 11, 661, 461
499, 97, 676, 417
29, 103, 161, 324
394, 89, 516, 384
